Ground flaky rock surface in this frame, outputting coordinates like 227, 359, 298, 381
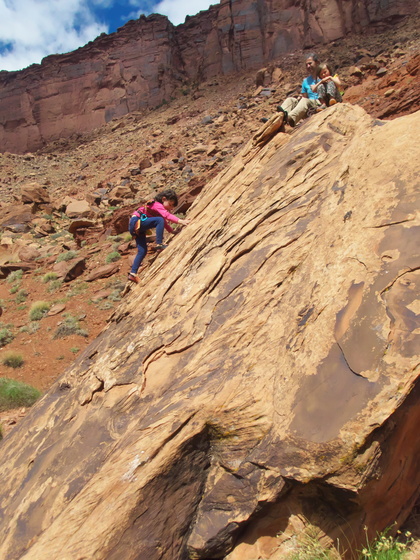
0, 0, 418, 153
0, 105, 419, 559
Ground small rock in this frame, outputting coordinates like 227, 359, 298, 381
85, 263, 120, 282
66, 200, 92, 219
139, 157, 152, 170
47, 304, 66, 316
376, 67, 388, 77
201, 116, 214, 125
20, 183, 50, 204
384, 89, 395, 98
187, 144, 207, 156
349, 66, 363, 77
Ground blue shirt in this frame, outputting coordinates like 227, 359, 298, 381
301, 76, 319, 100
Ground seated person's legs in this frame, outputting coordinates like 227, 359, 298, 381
317, 83, 327, 106
279, 97, 299, 115
326, 81, 342, 105
288, 98, 317, 127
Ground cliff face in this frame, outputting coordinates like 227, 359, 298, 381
0, 104, 419, 559
0, 0, 418, 153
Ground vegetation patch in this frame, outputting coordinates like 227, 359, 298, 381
19, 321, 40, 334
29, 301, 51, 321
6, 270, 23, 284
2, 351, 24, 368
67, 282, 88, 297
42, 272, 58, 283
0, 326, 14, 347
0, 378, 41, 411
47, 279, 63, 293
56, 250, 78, 263
105, 251, 121, 263
359, 527, 413, 560
53, 313, 88, 339
286, 525, 339, 560
15, 289, 28, 304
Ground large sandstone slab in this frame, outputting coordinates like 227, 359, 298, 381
0, 105, 419, 560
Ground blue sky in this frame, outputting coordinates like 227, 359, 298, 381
0, 0, 217, 72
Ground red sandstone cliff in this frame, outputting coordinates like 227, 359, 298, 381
0, 0, 418, 153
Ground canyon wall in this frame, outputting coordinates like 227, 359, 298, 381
0, 0, 418, 153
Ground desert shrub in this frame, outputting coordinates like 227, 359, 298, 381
9, 285, 20, 294
0, 327, 14, 347
15, 289, 28, 304
0, 378, 41, 411
47, 279, 63, 293
105, 251, 121, 263
6, 270, 23, 284
56, 250, 78, 263
29, 301, 50, 321
359, 528, 413, 560
53, 313, 88, 339
67, 282, 88, 297
19, 321, 40, 334
108, 288, 122, 302
98, 300, 114, 310
70, 347, 80, 353
287, 525, 339, 560
42, 272, 58, 283
2, 351, 24, 368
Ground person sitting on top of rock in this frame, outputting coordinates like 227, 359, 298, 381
310, 63, 343, 109
277, 53, 321, 128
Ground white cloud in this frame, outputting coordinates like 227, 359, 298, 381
130, 0, 216, 26
0, 0, 107, 71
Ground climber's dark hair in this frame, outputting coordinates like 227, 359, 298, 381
305, 53, 319, 63
155, 189, 178, 206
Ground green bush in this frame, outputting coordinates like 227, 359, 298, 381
6, 270, 23, 284
9, 285, 20, 294
105, 251, 121, 263
0, 378, 41, 411
359, 528, 413, 560
53, 314, 88, 339
15, 289, 28, 304
19, 322, 40, 334
47, 279, 63, 293
42, 272, 58, 283
56, 250, 78, 263
67, 282, 88, 298
29, 301, 50, 321
0, 327, 14, 347
2, 352, 24, 368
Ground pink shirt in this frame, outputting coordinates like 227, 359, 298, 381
138, 200, 179, 234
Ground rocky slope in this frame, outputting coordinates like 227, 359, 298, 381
0, 101, 419, 560
0, 0, 418, 153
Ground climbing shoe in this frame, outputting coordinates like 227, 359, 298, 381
127, 272, 140, 284
155, 244, 167, 252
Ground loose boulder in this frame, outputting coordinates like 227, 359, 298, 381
20, 182, 50, 204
